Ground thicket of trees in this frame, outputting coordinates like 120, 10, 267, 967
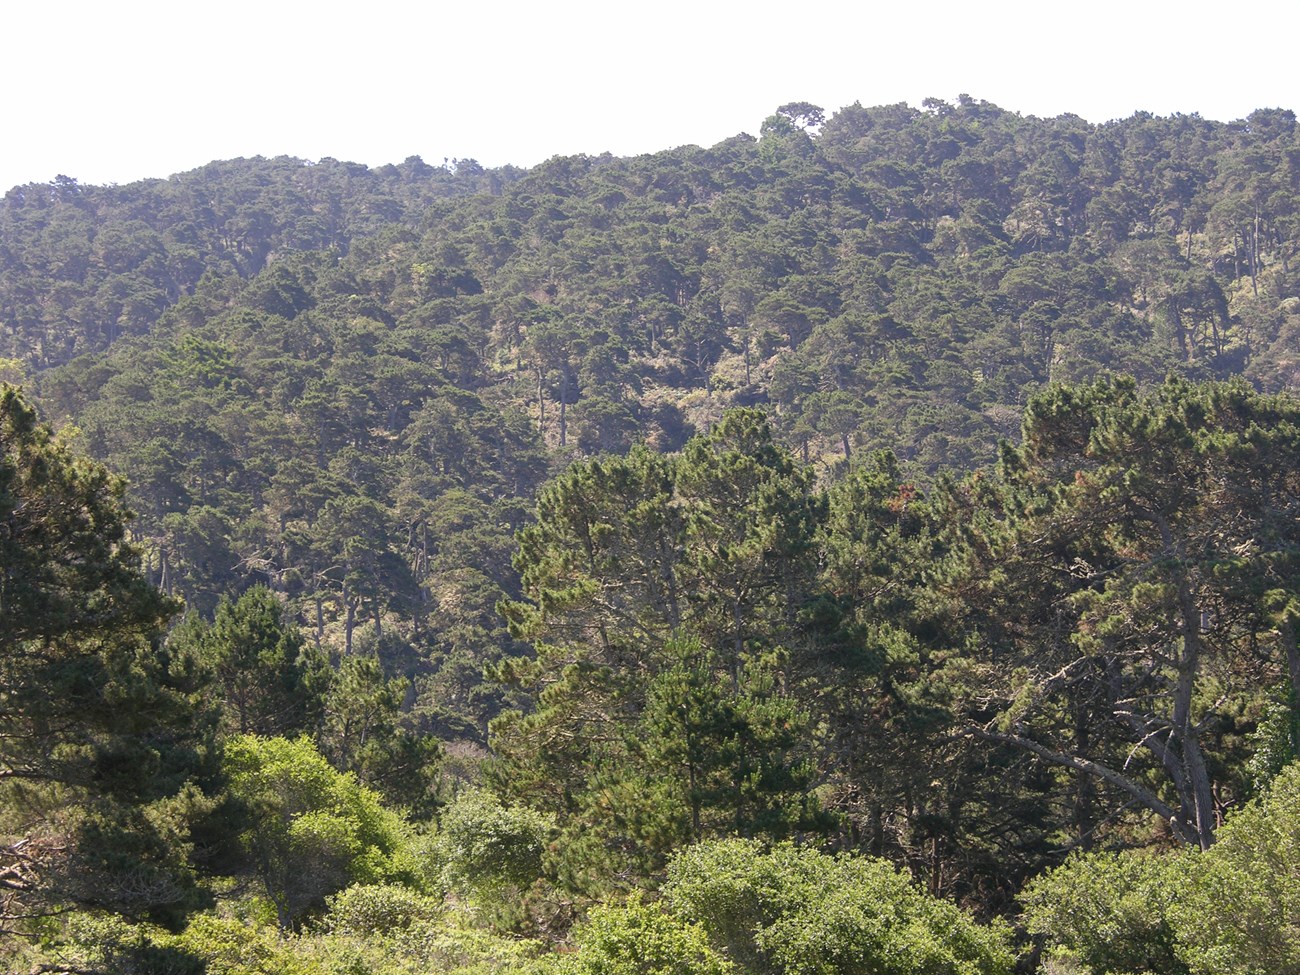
5, 95, 1300, 972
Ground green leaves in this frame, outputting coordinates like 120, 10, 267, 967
492, 412, 833, 892
667, 839, 1015, 975
562, 894, 735, 975
1172, 761, 1300, 974
640, 640, 824, 842
1023, 849, 1190, 975
955, 376, 1300, 849
319, 653, 441, 814
223, 735, 422, 928
434, 789, 553, 896
1, 384, 174, 657
1026, 760, 1300, 975
173, 584, 329, 737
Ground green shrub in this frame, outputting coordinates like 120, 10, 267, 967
1022, 849, 1189, 975
175, 914, 321, 975
53, 915, 205, 975
435, 789, 554, 894
224, 735, 424, 927
1025, 762, 1300, 975
326, 883, 444, 935
560, 894, 733, 975
1173, 761, 1300, 974
666, 837, 1014, 975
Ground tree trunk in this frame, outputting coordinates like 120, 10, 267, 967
1159, 512, 1217, 848
344, 586, 357, 657
559, 365, 569, 447
1074, 699, 1096, 849
536, 367, 546, 438
1252, 208, 1261, 298
743, 324, 752, 385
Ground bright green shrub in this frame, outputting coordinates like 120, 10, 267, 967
560, 894, 733, 975
325, 883, 444, 935
223, 735, 424, 928
51, 915, 205, 975
666, 837, 1014, 975
175, 914, 326, 975
1173, 761, 1300, 974
435, 789, 555, 894
1025, 762, 1300, 975
1021, 848, 1189, 975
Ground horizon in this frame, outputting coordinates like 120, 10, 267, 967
9, 94, 1297, 194
6, 0, 1299, 192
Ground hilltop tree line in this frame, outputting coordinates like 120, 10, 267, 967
3, 96, 1300, 972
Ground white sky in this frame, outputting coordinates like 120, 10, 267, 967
4, 1, 1298, 190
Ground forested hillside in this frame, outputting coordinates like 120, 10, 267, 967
4, 97, 1300, 974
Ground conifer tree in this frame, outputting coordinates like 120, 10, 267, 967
0, 385, 212, 930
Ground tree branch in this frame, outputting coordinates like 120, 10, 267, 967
960, 724, 1197, 844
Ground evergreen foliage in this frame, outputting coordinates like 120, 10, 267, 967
0, 384, 213, 937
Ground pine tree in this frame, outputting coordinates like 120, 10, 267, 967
0, 385, 213, 931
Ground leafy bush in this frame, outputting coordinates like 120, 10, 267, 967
325, 883, 444, 935
223, 735, 424, 927
1025, 762, 1300, 975
666, 838, 1014, 975
1172, 761, 1300, 974
560, 894, 733, 975
1022, 849, 1189, 975
176, 914, 324, 975
49, 915, 205, 975
435, 789, 554, 894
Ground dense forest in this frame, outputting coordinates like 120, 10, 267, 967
3, 96, 1300, 974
